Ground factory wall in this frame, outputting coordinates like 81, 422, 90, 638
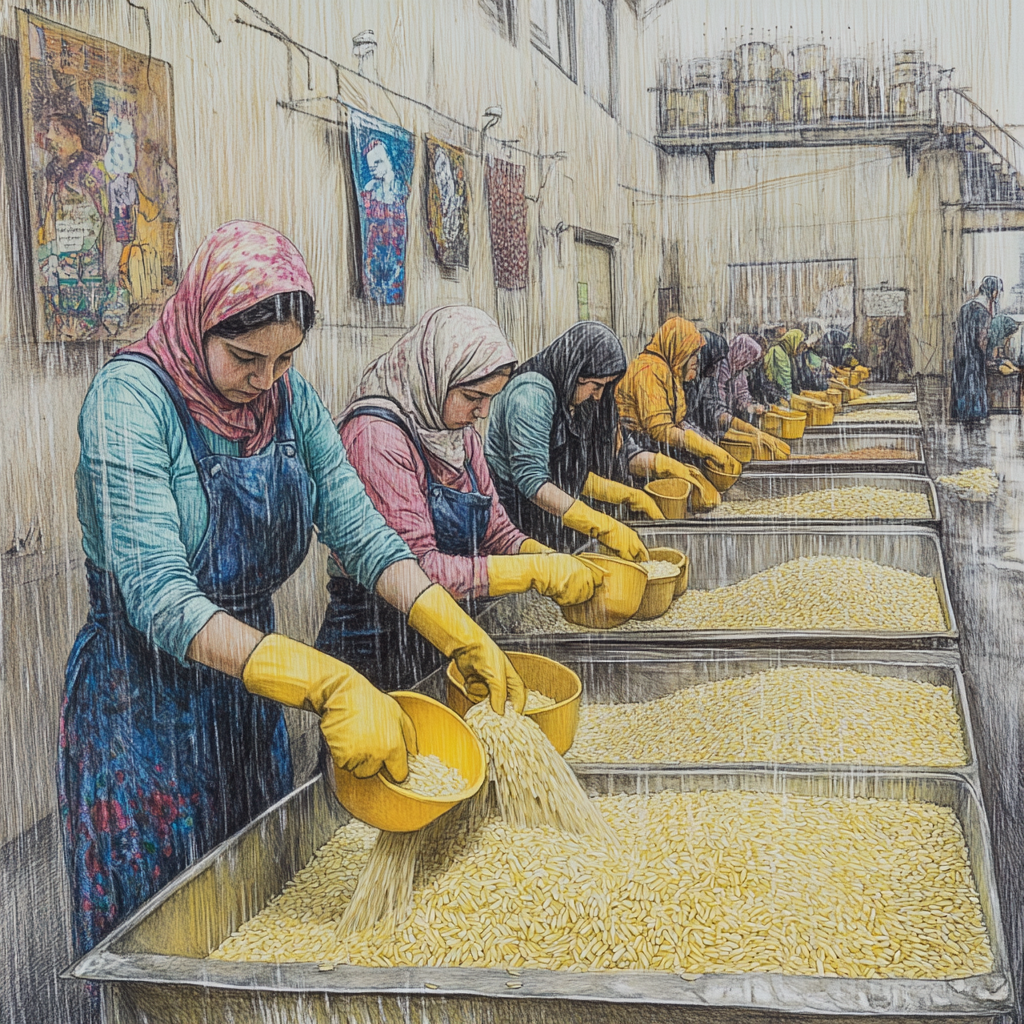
0, 0, 668, 846
654, 143, 964, 375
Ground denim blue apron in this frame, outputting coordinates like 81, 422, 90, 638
58, 353, 313, 955
316, 406, 491, 688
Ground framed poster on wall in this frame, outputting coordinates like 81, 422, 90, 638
17, 11, 179, 342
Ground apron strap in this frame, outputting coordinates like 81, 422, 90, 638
112, 352, 213, 462
112, 352, 292, 461
274, 376, 297, 443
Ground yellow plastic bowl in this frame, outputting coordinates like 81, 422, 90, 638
721, 438, 754, 464
704, 464, 741, 492
644, 477, 692, 519
770, 407, 808, 439
825, 388, 843, 408
633, 563, 681, 620
648, 546, 690, 597
561, 553, 647, 629
331, 692, 486, 833
808, 403, 834, 426
797, 392, 838, 421
762, 411, 784, 436
447, 650, 582, 755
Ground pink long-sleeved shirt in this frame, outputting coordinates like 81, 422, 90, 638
339, 416, 526, 598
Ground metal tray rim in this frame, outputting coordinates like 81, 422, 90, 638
68, 948, 1015, 1017
807, 421, 923, 434
742, 430, 926, 474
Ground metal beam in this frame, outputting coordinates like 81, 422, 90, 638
962, 208, 1024, 232
655, 120, 940, 155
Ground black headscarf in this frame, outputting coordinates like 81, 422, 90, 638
697, 330, 730, 377
513, 320, 627, 483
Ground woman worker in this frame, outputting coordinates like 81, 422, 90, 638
951, 276, 1001, 422
717, 333, 766, 422
746, 333, 789, 409
316, 305, 601, 683
485, 321, 673, 559
987, 313, 1021, 363
686, 330, 733, 440
60, 222, 524, 954
762, 328, 807, 400
795, 332, 833, 392
715, 333, 790, 459
614, 317, 738, 509
819, 328, 856, 370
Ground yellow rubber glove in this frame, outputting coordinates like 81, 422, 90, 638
582, 473, 666, 521
242, 634, 417, 781
487, 553, 603, 606
648, 454, 720, 509
683, 430, 741, 476
652, 453, 694, 479
562, 500, 650, 561
726, 422, 789, 461
407, 585, 525, 714
518, 537, 554, 554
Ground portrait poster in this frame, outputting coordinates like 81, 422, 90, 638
17, 11, 179, 343
347, 106, 414, 305
485, 155, 528, 290
425, 136, 469, 269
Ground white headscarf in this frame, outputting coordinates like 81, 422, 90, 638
345, 305, 517, 467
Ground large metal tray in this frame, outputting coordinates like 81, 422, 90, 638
416, 648, 976, 780
676, 473, 940, 528
843, 385, 919, 410
478, 525, 958, 649
747, 430, 926, 475
806, 415, 923, 435
68, 770, 1013, 1024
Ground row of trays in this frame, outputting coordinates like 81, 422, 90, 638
70, 387, 1015, 1021
73, 649, 1012, 1022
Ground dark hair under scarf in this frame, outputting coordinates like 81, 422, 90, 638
819, 328, 854, 367
697, 330, 730, 377
513, 320, 627, 486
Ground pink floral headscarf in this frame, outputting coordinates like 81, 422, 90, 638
120, 221, 315, 456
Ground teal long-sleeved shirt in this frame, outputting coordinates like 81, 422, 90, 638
76, 360, 413, 662
484, 373, 557, 500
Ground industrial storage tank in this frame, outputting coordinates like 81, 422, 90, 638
889, 49, 923, 118
828, 56, 868, 120
792, 43, 829, 123
732, 41, 780, 125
